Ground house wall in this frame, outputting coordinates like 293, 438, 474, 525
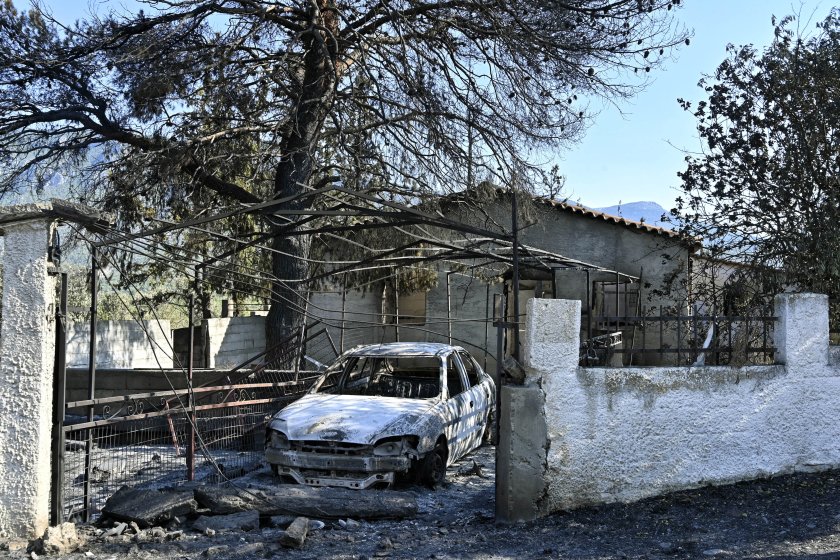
441, 198, 692, 366
498, 294, 840, 520
401, 273, 503, 374
66, 320, 173, 369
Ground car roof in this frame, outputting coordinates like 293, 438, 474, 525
345, 342, 464, 358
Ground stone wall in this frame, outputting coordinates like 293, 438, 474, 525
498, 293, 840, 521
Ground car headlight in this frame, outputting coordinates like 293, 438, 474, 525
373, 438, 405, 456
268, 430, 291, 450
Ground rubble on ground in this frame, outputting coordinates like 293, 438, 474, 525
101, 487, 197, 527
279, 517, 309, 548
34, 523, 83, 555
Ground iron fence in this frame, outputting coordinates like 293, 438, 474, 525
60, 378, 315, 522
580, 308, 777, 367
54, 320, 332, 523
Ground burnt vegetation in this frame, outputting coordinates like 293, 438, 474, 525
0, 0, 688, 341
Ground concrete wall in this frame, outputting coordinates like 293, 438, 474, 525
67, 320, 173, 369
0, 220, 57, 539
308, 289, 388, 353
205, 316, 265, 369
64, 368, 227, 411
499, 294, 840, 520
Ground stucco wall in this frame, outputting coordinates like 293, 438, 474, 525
514, 293, 840, 515
66, 320, 173, 369
442, 197, 691, 365
0, 221, 56, 539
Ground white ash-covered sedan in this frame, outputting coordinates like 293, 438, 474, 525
265, 342, 496, 489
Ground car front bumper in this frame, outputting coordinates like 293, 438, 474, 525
265, 448, 411, 489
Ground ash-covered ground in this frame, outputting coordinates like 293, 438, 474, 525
6, 445, 840, 559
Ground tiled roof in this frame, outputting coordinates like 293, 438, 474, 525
535, 197, 683, 240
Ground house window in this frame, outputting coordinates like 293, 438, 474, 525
594, 281, 640, 318
398, 291, 426, 325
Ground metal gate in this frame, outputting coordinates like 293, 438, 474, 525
49, 273, 334, 522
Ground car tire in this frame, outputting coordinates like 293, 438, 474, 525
419, 442, 447, 488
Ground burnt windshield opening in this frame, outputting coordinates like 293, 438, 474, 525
314, 355, 442, 399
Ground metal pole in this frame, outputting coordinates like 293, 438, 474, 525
586, 269, 592, 346
484, 284, 490, 370
187, 293, 196, 481
51, 272, 68, 525
446, 272, 453, 344
615, 270, 620, 334
511, 191, 521, 360
340, 274, 347, 352
83, 248, 98, 522
493, 293, 505, 521
394, 267, 400, 343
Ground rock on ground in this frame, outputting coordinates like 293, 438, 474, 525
280, 517, 309, 548
36, 523, 82, 555
192, 511, 260, 533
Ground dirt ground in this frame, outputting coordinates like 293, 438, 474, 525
7, 445, 840, 560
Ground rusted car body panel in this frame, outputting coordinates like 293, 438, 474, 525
265, 342, 495, 489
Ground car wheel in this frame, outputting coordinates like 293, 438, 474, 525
419, 442, 447, 488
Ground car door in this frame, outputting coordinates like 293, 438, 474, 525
443, 353, 473, 462
456, 351, 491, 452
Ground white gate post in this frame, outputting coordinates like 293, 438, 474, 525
0, 218, 57, 540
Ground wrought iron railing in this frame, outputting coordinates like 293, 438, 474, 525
580, 309, 777, 367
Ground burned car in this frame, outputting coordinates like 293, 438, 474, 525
265, 342, 495, 489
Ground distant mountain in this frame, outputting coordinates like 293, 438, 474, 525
595, 201, 672, 229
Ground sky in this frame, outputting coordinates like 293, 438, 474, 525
558, 0, 833, 211
23, 0, 836, 211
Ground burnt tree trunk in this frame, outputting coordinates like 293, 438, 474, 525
265, 1, 338, 360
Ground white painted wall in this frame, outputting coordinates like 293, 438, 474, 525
66, 320, 173, 369
0, 220, 57, 539
520, 294, 840, 513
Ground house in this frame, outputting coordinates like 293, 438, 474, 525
307, 189, 700, 369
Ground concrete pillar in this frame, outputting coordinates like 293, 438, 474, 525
522, 298, 581, 373
0, 220, 57, 540
496, 298, 581, 523
496, 385, 547, 523
773, 293, 828, 371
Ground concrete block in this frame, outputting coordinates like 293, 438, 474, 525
522, 298, 581, 375
774, 293, 829, 371
496, 385, 547, 523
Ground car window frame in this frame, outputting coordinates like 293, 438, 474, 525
457, 350, 482, 387
445, 352, 470, 399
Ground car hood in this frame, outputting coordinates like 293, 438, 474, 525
268, 394, 438, 445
